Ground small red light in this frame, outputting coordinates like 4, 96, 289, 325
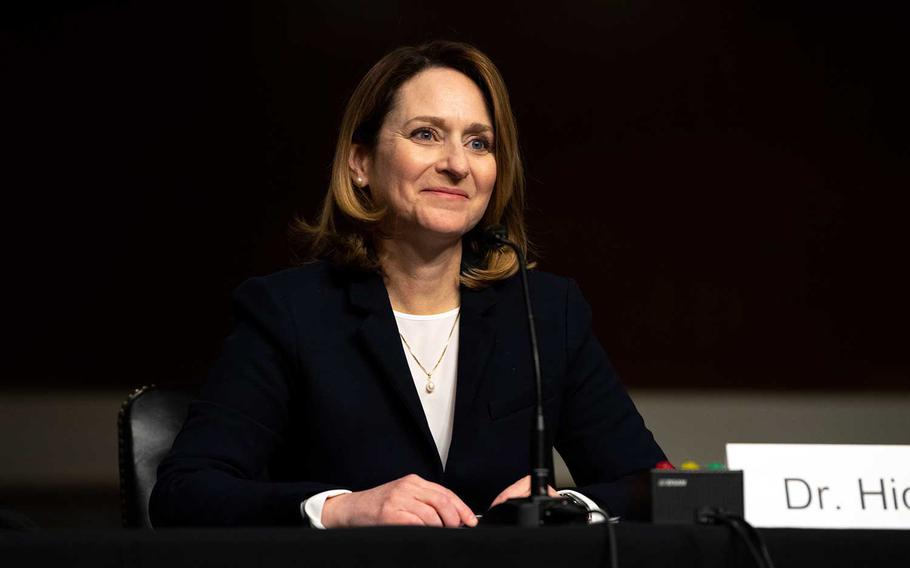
654, 461, 675, 470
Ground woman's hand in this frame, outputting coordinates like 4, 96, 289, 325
488, 475, 558, 509
321, 474, 478, 528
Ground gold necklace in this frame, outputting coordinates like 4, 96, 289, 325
398, 309, 461, 394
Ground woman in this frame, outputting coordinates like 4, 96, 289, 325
150, 41, 666, 528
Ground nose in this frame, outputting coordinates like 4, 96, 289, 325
436, 139, 470, 182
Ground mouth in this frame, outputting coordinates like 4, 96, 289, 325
421, 187, 470, 199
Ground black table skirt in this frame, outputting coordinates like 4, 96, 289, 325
2, 523, 907, 568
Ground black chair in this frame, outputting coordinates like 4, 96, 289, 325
118, 385, 194, 528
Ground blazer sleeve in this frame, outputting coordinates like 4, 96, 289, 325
149, 277, 342, 527
554, 279, 667, 520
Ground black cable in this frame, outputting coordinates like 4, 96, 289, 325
726, 513, 776, 568
604, 517, 619, 568
697, 507, 775, 568
722, 516, 766, 568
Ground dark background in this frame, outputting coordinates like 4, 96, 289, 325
4, 0, 908, 391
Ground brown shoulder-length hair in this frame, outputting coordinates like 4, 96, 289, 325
290, 40, 530, 289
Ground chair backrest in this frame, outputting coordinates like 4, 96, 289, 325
118, 385, 194, 528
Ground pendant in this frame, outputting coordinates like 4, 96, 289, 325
426, 380, 435, 393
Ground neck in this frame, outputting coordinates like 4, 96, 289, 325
378, 237, 462, 315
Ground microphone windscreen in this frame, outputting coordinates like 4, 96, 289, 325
480, 225, 508, 249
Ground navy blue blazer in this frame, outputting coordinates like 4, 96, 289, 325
150, 261, 665, 526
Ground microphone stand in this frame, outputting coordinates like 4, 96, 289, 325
479, 226, 588, 527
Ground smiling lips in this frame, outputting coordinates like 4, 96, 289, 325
422, 187, 469, 199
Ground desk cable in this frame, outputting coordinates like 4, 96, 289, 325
697, 507, 776, 568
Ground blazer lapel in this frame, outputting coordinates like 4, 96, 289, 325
347, 272, 441, 471
448, 284, 498, 464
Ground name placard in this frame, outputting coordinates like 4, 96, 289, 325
725, 444, 910, 529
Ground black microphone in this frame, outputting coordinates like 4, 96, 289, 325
479, 225, 588, 527
479, 224, 509, 249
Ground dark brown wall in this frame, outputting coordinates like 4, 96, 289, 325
4, 0, 908, 390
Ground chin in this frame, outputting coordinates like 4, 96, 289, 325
418, 224, 471, 242
414, 212, 477, 240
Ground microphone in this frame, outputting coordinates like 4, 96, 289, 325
479, 225, 588, 526
479, 224, 509, 249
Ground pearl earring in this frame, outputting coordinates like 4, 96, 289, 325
356, 176, 363, 186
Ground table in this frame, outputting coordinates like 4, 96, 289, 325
2, 523, 908, 567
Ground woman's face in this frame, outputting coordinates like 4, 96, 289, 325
353, 67, 497, 245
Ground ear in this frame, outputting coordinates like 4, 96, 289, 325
348, 143, 372, 187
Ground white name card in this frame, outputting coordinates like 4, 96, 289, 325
725, 443, 910, 529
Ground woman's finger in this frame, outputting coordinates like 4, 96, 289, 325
387, 509, 426, 526
489, 475, 531, 508
489, 478, 562, 509
409, 477, 477, 527
405, 499, 445, 527
435, 485, 478, 527
416, 486, 463, 527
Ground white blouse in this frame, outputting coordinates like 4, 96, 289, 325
393, 306, 461, 468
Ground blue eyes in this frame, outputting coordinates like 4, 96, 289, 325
413, 129, 435, 142
410, 128, 493, 153
469, 138, 491, 152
